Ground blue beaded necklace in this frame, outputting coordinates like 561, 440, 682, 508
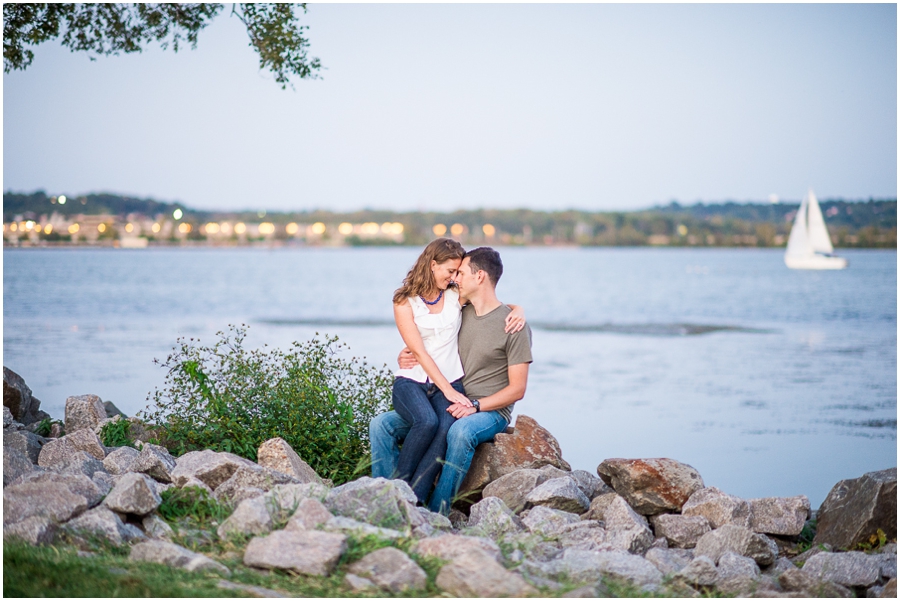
420, 289, 443, 305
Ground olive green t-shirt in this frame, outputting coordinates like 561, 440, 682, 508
458, 303, 533, 423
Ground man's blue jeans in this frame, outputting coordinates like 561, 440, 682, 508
369, 409, 509, 515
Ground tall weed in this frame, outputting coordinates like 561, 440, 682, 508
141, 325, 392, 485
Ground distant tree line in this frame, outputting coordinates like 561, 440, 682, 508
4, 190, 896, 248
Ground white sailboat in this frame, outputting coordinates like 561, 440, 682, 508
784, 189, 848, 270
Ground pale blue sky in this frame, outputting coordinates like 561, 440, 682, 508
3, 3, 897, 212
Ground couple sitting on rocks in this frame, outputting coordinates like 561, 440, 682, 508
370, 240, 532, 515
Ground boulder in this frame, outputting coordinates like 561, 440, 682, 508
103, 401, 127, 418
581, 491, 619, 521
569, 469, 613, 500
38, 429, 105, 466
412, 533, 503, 562
285, 497, 333, 531
522, 505, 581, 538
597, 458, 704, 515
415, 506, 452, 533
603, 494, 654, 555
256, 437, 322, 483
344, 573, 376, 592
556, 523, 612, 552
130, 540, 230, 576
436, 547, 538, 597
694, 524, 778, 566
347, 547, 427, 593
324, 477, 417, 531
91, 472, 114, 496
170, 450, 256, 490
482, 468, 550, 513
466, 496, 525, 539
801, 551, 883, 588
523, 548, 664, 591
321, 516, 404, 540
3, 515, 58, 545
62, 506, 144, 547
4, 428, 46, 463
141, 514, 175, 540
4, 445, 37, 486
104, 473, 162, 516
243, 530, 347, 576
525, 477, 590, 513
3, 405, 13, 427
649, 513, 711, 549
130, 444, 177, 483
3, 367, 49, 425
749, 496, 810, 536
778, 567, 852, 597
4, 472, 102, 525
814, 468, 897, 550
644, 547, 693, 575
64, 394, 108, 434
217, 495, 273, 539
46, 451, 107, 479
213, 464, 297, 500
265, 482, 330, 521
717, 551, 761, 580
102, 446, 140, 475
682, 486, 752, 529
678, 555, 718, 586
457, 415, 571, 502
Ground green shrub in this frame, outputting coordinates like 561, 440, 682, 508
157, 486, 232, 526
99, 418, 135, 448
33, 418, 62, 437
141, 325, 392, 486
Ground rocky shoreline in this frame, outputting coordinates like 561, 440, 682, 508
4, 366, 897, 597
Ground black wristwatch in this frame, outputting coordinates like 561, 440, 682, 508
472, 400, 481, 413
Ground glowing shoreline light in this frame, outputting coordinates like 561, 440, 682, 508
433, 223, 447, 236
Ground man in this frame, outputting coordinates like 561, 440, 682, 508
369, 246, 533, 515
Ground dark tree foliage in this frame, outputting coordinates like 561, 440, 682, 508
3, 3, 320, 88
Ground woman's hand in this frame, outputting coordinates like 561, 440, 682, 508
445, 388, 473, 407
505, 304, 526, 333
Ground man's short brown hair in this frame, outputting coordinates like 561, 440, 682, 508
465, 247, 503, 287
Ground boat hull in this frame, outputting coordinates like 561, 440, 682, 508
784, 254, 848, 270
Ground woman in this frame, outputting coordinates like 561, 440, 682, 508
392, 238, 524, 504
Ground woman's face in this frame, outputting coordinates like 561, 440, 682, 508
431, 258, 462, 290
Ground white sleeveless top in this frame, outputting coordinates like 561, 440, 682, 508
395, 287, 464, 384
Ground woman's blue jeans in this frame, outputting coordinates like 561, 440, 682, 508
390, 376, 463, 503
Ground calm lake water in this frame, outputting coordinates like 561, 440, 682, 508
3, 247, 896, 507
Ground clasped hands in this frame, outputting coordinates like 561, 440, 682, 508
398, 348, 477, 418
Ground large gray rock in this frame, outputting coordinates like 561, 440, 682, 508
649, 513, 710, 549
525, 476, 590, 513
678, 555, 718, 586
4, 445, 37, 486
3, 405, 13, 427
213, 464, 297, 500
217, 495, 273, 539
603, 494, 654, 555
521, 505, 581, 538
570, 469, 613, 500
141, 514, 175, 540
62, 506, 144, 547
4, 428, 46, 463
482, 468, 550, 513
814, 468, 897, 550
466, 496, 525, 539
130, 444, 177, 483
412, 533, 503, 562
4, 472, 102, 525
522, 548, 664, 591
556, 523, 613, 552
347, 547, 427, 593
103, 473, 162, 516
102, 446, 140, 475
748, 495, 810, 536
243, 530, 347, 576
801, 551, 883, 588
321, 516, 404, 540
580, 491, 620, 521
265, 482, 330, 521
38, 429, 105, 466
256, 437, 322, 483
170, 449, 256, 490
718, 551, 761, 580
130, 540, 230, 575
285, 497, 333, 531
64, 394, 108, 434
644, 547, 693, 575
682, 486, 752, 529
436, 547, 538, 597
694, 524, 777, 566
324, 477, 418, 531
778, 567, 853, 598
4, 367, 49, 425
3, 515, 58, 545
597, 457, 704, 515
46, 450, 107, 479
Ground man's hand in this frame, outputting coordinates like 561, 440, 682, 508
447, 402, 476, 419
397, 347, 418, 370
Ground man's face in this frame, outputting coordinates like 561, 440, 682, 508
455, 257, 476, 296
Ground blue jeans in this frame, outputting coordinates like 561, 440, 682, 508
391, 376, 463, 503
369, 409, 509, 515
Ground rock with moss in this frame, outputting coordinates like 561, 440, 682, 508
285, 497, 333, 531
322, 516, 405, 540
3, 515, 59, 545
347, 547, 427, 593
217, 495, 274, 539
243, 529, 347, 576
141, 514, 174, 540
131, 540, 230, 576
466, 496, 526, 540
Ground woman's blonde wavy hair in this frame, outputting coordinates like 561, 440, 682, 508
393, 238, 466, 305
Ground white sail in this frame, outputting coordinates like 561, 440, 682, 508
785, 193, 811, 258
805, 189, 834, 253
